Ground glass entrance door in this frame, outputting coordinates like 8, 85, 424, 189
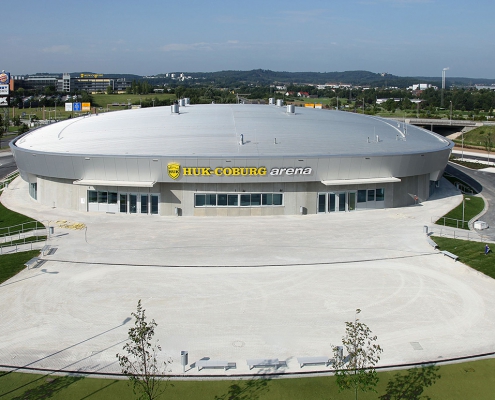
119, 194, 128, 213
318, 191, 357, 213
337, 192, 346, 212
318, 193, 326, 213
129, 194, 137, 214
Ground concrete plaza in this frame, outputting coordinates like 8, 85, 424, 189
1, 177, 495, 376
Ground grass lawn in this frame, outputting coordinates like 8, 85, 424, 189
449, 159, 490, 170
432, 236, 495, 278
14, 93, 177, 122
0, 202, 36, 230
435, 195, 484, 229
0, 250, 40, 284
452, 126, 495, 148
1, 358, 495, 399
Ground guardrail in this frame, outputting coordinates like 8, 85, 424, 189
0, 221, 47, 239
430, 226, 492, 243
433, 216, 469, 230
0, 170, 19, 191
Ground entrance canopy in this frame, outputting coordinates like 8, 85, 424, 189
320, 177, 401, 186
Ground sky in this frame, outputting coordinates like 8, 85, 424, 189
4, 0, 495, 79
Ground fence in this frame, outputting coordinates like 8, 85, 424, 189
0, 221, 48, 254
0, 170, 19, 191
430, 225, 493, 243
433, 216, 470, 230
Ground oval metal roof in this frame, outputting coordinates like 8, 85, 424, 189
15, 104, 451, 158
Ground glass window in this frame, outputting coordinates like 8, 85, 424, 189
151, 195, 159, 214
218, 194, 228, 206
228, 194, 238, 206
272, 193, 283, 206
108, 192, 118, 204
98, 191, 108, 203
141, 194, 148, 214
367, 190, 375, 202
262, 193, 272, 205
251, 193, 261, 206
206, 194, 216, 206
88, 190, 97, 203
195, 194, 206, 207
376, 188, 385, 201
240, 194, 251, 206
29, 183, 38, 200
357, 190, 367, 203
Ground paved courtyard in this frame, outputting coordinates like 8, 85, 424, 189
1, 178, 495, 376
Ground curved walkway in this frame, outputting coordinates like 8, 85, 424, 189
1, 178, 495, 377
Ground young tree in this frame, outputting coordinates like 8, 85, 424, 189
117, 300, 171, 400
332, 309, 383, 400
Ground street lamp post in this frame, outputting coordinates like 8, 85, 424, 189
462, 196, 471, 229
462, 130, 465, 161
450, 101, 452, 126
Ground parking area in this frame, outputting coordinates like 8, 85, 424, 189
1, 178, 495, 376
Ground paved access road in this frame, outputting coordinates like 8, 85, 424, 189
0, 152, 16, 179
1, 177, 495, 376
446, 163, 495, 238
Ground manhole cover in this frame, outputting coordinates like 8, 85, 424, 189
232, 340, 245, 348
410, 342, 423, 350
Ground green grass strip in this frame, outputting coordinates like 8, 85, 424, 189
0, 250, 40, 284
0, 202, 36, 230
432, 236, 495, 278
1, 359, 495, 399
435, 195, 484, 229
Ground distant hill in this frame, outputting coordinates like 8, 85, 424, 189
147, 69, 495, 87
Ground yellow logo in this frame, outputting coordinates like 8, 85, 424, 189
167, 162, 181, 180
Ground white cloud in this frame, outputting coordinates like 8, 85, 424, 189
41, 45, 71, 54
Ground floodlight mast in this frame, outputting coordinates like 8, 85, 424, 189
441, 67, 449, 107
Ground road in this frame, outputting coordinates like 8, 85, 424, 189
446, 163, 495, 238
0, 152, 16, 179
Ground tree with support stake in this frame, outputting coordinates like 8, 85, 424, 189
332, 309, 383, 400
117, 300, 172, 400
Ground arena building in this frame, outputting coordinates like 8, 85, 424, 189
10, 103, 453, 217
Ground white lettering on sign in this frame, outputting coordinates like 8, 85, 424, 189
270, 167, 312, 176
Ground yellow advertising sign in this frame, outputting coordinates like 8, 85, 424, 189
82, 103, 91, 111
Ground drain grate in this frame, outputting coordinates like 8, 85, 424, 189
410, 342, 423, 350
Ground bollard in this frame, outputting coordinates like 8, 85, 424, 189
180, 351, 188, 373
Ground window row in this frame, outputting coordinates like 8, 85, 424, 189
357, 188, 385, 203
195, 193, 284, 207
88, 191, 159, 214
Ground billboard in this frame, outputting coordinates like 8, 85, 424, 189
0, 72, 10, 85
0, 97, 9, 107
65, 103, 73, 112
82, 102, 91, 111
0, 72, 10, 97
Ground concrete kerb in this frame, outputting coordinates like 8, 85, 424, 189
1, 176, 495, 377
